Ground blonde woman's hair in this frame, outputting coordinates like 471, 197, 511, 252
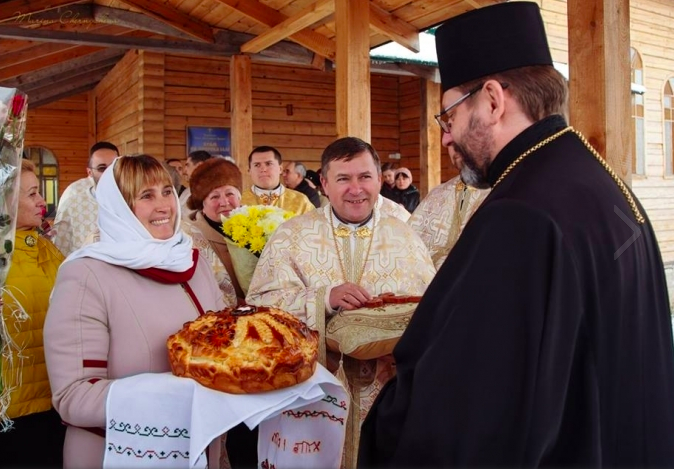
20, 159, 36, 173
113, 154, 173, 210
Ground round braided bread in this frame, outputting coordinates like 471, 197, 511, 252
167, 305, 318, 394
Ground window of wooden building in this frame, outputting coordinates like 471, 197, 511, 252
24, 146, 59, 218
665, 78, 674, 176
631, 48, 646, 176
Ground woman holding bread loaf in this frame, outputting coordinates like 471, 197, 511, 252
44, 155, 231, 468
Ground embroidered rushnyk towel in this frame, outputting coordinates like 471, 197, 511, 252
103, 365, 348, 469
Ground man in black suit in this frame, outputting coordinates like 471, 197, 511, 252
282, 161, 321, 208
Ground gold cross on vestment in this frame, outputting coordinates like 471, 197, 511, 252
333, 225, 372, 238
258, 193, 279, 205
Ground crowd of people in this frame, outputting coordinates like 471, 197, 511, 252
2, 2, 674, 468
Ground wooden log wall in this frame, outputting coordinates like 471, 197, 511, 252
398, 76, 453, 187
93, 50, 140, 155
138, 50, 165, 158
536, 0, 674, 262
628, 0, 674, 263
250, 61, 337, 165
23, 93, 90, 193
164, 54, 230, 160
398, 76, 421, 181
163, 54, 402, 172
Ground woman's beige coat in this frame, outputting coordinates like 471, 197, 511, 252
44, 253, 227, 468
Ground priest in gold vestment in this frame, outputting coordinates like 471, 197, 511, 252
376, 194, 410, 222
247, 137, 435, 467
240, 145, 315, 215
408, 175, 489, 270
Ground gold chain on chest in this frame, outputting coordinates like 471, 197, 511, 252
330, 210, 376, 285
492, 126, 644, 224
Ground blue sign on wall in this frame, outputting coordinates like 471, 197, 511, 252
186, 126, 231, 157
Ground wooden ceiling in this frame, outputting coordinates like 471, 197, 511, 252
0, 0, 500, 108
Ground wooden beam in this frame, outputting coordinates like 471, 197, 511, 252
462, 0, 483, 8
0, 25, 237, 54
420, 79, 441, 197
28, 68, 110, 105
117, 0, 214, 43
0, 45, 104, 81
93, 5, 199, 41
335, 0, 370, 149
0, 48, 125, 88
1, 41, 85, 68
230, 55, 253, 190
19, 56, 119, 93
567, 0, 632, 184
369, 61, 439, 82
88, 89, 97, 147
0, 0, 82, 22
1, 4, 203, 42
241, 0, 334, 54
1, 4, 92, 25
369, 2, 420, 53
0, 26, 316, 64
311, 52, 328, 72
399, 63, 439, 83
215, 30, 315, 65
212, 0, 336, 60
31, 82, 96, 108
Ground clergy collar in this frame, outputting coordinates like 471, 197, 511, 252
251, 183, 284, 197
331, 208, 373, 228
487, 114, 568, 187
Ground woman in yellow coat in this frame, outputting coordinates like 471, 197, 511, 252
1, 159, 66, 466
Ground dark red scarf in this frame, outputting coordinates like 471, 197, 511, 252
133, 249, 205, 315
134, 249, 199, 284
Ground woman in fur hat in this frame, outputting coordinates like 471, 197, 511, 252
182, 157, 245, 300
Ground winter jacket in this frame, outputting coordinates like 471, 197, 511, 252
1, 229, 64, 420
393, 185, 421, 213
44, 254, 226, 468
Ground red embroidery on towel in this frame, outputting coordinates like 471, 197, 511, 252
271, 432, 286, 451
292, 440, 321, 454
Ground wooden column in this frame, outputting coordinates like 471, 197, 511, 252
335, 0, 370, 142
230, 55, 253, 190
138, 50, 165, 158
567, 0, 632, 185
420, 79, 441, 197
87, 89, 97, 148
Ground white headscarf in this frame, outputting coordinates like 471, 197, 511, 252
65, 157, 194, 272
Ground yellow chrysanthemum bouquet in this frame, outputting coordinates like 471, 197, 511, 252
221, 205, 295, 294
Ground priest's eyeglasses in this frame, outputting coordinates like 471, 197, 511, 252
434, 82, 509, 133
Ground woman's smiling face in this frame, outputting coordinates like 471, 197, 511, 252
133, 182, 177, 239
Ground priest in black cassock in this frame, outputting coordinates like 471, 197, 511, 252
358, 2, 674, 467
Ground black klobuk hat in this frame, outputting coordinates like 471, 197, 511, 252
435, 2, 553, 92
